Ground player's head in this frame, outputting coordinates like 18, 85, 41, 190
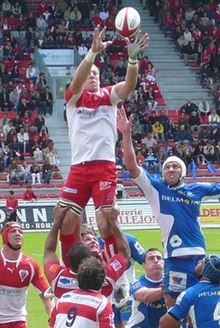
81, 232, 100, 258
1, 222, 23, 250
67, 242, 91, 272
143, 248, 164, 279
77, 257, 105, 291
81, 224, 97, 238
201, 254, 220, 283
162, 156, 186, 187
83, 64, 100, 93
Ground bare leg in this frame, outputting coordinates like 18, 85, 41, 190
96, 208, 112, 239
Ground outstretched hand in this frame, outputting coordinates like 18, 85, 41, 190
125, 31, 149, 59
117, 107, 133, 134
91, 25, 112, 53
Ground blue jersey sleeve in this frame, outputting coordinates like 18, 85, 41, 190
126, 234, 146, 265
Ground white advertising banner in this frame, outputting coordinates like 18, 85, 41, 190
39, 49, 74, 66
0, 199, 219, 231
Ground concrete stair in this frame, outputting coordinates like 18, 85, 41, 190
123, 0, 212, 109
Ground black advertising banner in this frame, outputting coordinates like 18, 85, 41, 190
0, 203, 56, 231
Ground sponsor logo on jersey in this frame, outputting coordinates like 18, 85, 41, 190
133, 282, 141, 290
161, 194, 200, 205
169, 271, 187, 292
170, 235, 182, 248
110, 259, 122, 271
58, 276, 78, 288
19, 269, 29, 282
100, 181, 112, 191
63, 187, 77, 194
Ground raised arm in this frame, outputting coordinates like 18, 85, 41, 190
114, 31, 149, 100
43, 204, 70, 265
117, 107, 141, 178
101, 206, 130, 261
68, 25, 112, 96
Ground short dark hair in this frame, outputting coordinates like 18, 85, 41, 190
77, 257, 105, 291
67, 242, 91, 272
80, 224, 96, 237
143, 247, 163, 262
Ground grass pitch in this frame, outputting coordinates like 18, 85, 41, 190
22, 228, 220, 327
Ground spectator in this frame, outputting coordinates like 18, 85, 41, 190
41, 86, 53, 115
78, 42, 88, 59
136, 149, 146, 167
152, 120, 165, 141
180, 98, 198, 115
188, 110, 200, 133
26, 63, 39, 83
2, 145, 12, 168
43, 139, 58, 167
203, 140, 215, 162
17, 126, 30, 154
20, 160, 30, 184
208, 108, 220, 125
8, 158, 20, 185
145, 147, 159, 173
30, 160, 41, 185
2, 0, 12, 17
126, 248, 166, 328
142, 132, 158, 151
198, 97, 211, 120
174, 124, 193, 143
5, 190, 18, 221
178, 112, 189, 128
0, 221, 53, 325
157, 146, 167, 172
23, 184, 38, 201
42, 158, 53, 184
33, 146, 43, 162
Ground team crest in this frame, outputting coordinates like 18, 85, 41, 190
19, 269, 29, 282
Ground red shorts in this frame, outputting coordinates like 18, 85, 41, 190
60, 160, 117, 208
0, 322, 27, 328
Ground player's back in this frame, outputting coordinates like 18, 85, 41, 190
52, 289, 114, 328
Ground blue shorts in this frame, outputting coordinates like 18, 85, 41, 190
113, 300, 132, 325
164, 255, 204, 298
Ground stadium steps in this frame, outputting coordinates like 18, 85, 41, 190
123, 0, 212, 109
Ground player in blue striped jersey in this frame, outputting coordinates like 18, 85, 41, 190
159, 254, 220, 328
117, 107, 220, 306
126, 248, 167, 328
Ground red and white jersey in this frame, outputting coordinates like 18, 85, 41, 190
0, 249, 48, 324
49, 289, 115, 328
44, 254, 127, 301
65, 86, 121, 164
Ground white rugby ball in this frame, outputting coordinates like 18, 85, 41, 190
115, 7, 141, 38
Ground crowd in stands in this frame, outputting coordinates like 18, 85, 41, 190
1, 0, 220, 189
114, 0, 220, 177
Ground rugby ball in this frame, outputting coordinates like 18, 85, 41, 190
115, 7, 141, 38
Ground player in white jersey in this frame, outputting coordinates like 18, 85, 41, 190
49, 257, 115, 328
117, 107, 220, 307
0, 222, 53, 327
58, 25, 149, 243
159, 254, 220, 328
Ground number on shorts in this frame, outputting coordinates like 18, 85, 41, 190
213, 302, 220, 325
66, 306, 78, 327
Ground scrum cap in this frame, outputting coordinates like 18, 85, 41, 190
162, 156, 186, 181
201, 254, 220, 283
1, 222, 22, 245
